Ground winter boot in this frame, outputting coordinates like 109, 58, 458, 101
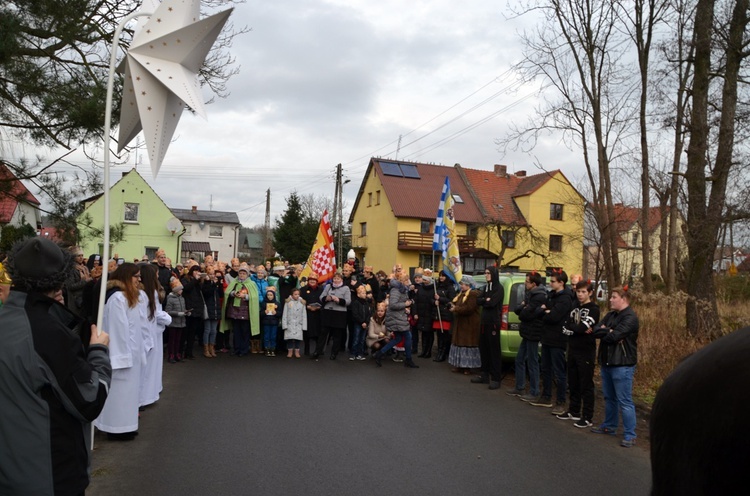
209, 344, 217, 357
203, 344, 212, 358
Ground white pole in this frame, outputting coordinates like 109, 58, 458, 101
93, 9, 152, 451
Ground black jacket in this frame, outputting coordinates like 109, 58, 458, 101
515, 285, 546, 341
201, 279, 224, 320
593, 306, 639, 366
478, 266, 504, 331
181, 275, 205, 318
541, 286, 575, 349
432, 275, 456, 323
351, 296, 372, 328
414, 283, 435, 332
563, 300, 600, 354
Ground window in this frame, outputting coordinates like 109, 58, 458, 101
144, 247, 158, 261
183, 223, 192, 236
360, 222, 367, 236
630, 263, 639, 277
549, 235, 563, 252
368, 192, 372, 207
631, 232, 639, 246
419, 253, 433, 269
453, 194, 464, 204
124, 202, 139, 223
420, 220, 431, 234
376, 190, 381, 205
209, 225, 223, 238
501, 230, 516, 248
550, 203, 563, 220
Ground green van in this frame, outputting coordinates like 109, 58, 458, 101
472, 272, 545, 362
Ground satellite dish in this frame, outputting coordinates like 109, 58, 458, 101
166, 217, 182, 235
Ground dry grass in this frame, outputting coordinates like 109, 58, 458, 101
629, 291, 750, 405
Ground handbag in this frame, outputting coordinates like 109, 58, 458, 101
200, 291, 209, 320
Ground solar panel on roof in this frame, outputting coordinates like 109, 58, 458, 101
399, 164, 420, 178
380, 162, 402, 176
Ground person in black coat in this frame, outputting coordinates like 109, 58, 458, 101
509, 271, 547, 401
534, 270, 574, 411
180, 265, 207, 359
472, 266, 505, 389
432, 271, 457, 362
200, 270, 224, 357
415, 275, 437, 358
300, 273, 324, 356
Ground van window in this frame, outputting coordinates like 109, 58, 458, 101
510, 283, 525, 309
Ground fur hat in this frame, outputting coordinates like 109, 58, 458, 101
7, 238, 73, 293
0, 262, 11, 285
170, 277, 183, 292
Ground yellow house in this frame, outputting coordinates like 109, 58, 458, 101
599, 204, 686, 283
458, 164, 585, 275
349, 159, 585, 276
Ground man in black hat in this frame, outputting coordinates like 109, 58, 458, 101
0, 237, 112, 495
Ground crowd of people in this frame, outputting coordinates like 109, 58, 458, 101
0, 239, 641, 493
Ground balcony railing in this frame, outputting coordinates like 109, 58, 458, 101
397, 231, 476, 252
351, 235, 367, 249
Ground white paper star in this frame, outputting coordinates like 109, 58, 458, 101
117, 0, 233, 177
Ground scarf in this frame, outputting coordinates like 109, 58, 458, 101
232, 279, 252, 307
453, 289, 471, 305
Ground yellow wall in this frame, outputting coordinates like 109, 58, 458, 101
616, 216, 686, 281
477, 172, 584, 275
350, 168, 468, 273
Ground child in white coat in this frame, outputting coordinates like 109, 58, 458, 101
282, 288, 307, 358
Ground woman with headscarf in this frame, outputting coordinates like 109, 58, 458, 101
221, 263, 260, 357
94, 263, 144, 440
471, 266, 504, 389
447, 275, 481, 374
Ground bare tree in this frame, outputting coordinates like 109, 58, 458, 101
684, 0, 748, 338
501, 0, 640, 290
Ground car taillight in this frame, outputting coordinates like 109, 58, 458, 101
501, 305, 508, 330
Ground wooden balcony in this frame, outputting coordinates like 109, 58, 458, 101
397, 231, 476, 252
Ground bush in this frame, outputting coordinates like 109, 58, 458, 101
716, 274, 750, 302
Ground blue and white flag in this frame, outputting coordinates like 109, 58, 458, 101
433, 177, 462, 283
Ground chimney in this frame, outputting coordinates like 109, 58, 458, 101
494, 164, 507, 177
515, 170, 527, 177
191, 206, 198, 213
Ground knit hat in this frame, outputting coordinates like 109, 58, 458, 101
347, 249, 356, 260
170, 277, 183, 292
422, 276, 433, 285
6, 238, 73, 293
238, 263, 250, 274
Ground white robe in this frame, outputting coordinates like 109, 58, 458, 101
94, 291, 144, 433
139, 290, 171, 407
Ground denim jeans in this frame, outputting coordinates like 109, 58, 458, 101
263, 324, 278, 350
203, 319, 218, 345
515, 339, 540, 396
378, 330, 413, 361
540, 345, 567, 404
600, 365, 637, 440
351, 325, 367, 356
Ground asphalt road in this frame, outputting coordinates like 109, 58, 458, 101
88, 351, 652, 495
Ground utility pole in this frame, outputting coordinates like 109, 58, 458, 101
332, 164, 342, 265
263, 188, 272, 260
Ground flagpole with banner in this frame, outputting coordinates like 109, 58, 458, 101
300, 209, 337, 283
433, 176, 463, 283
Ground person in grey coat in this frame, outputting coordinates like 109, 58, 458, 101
313, 272, 351, 360
373, 274, 419, 368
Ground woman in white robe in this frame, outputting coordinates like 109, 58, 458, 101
138, 264, 171, 407
94, 263, 144, 440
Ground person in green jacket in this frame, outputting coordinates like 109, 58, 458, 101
221, 263, 260, 356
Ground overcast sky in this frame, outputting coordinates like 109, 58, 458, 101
12, 0, 584, 228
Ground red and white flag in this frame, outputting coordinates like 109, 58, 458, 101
300, 210, 337, 282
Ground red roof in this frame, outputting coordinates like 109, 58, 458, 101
459, 166, 564, 225
0, 163, 41, 224
370, 159, 484, 222
612, 204, 668, 248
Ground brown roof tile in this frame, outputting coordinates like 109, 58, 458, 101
0, 162, 41, 224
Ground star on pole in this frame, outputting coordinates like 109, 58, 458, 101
117, 0, 233, 178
